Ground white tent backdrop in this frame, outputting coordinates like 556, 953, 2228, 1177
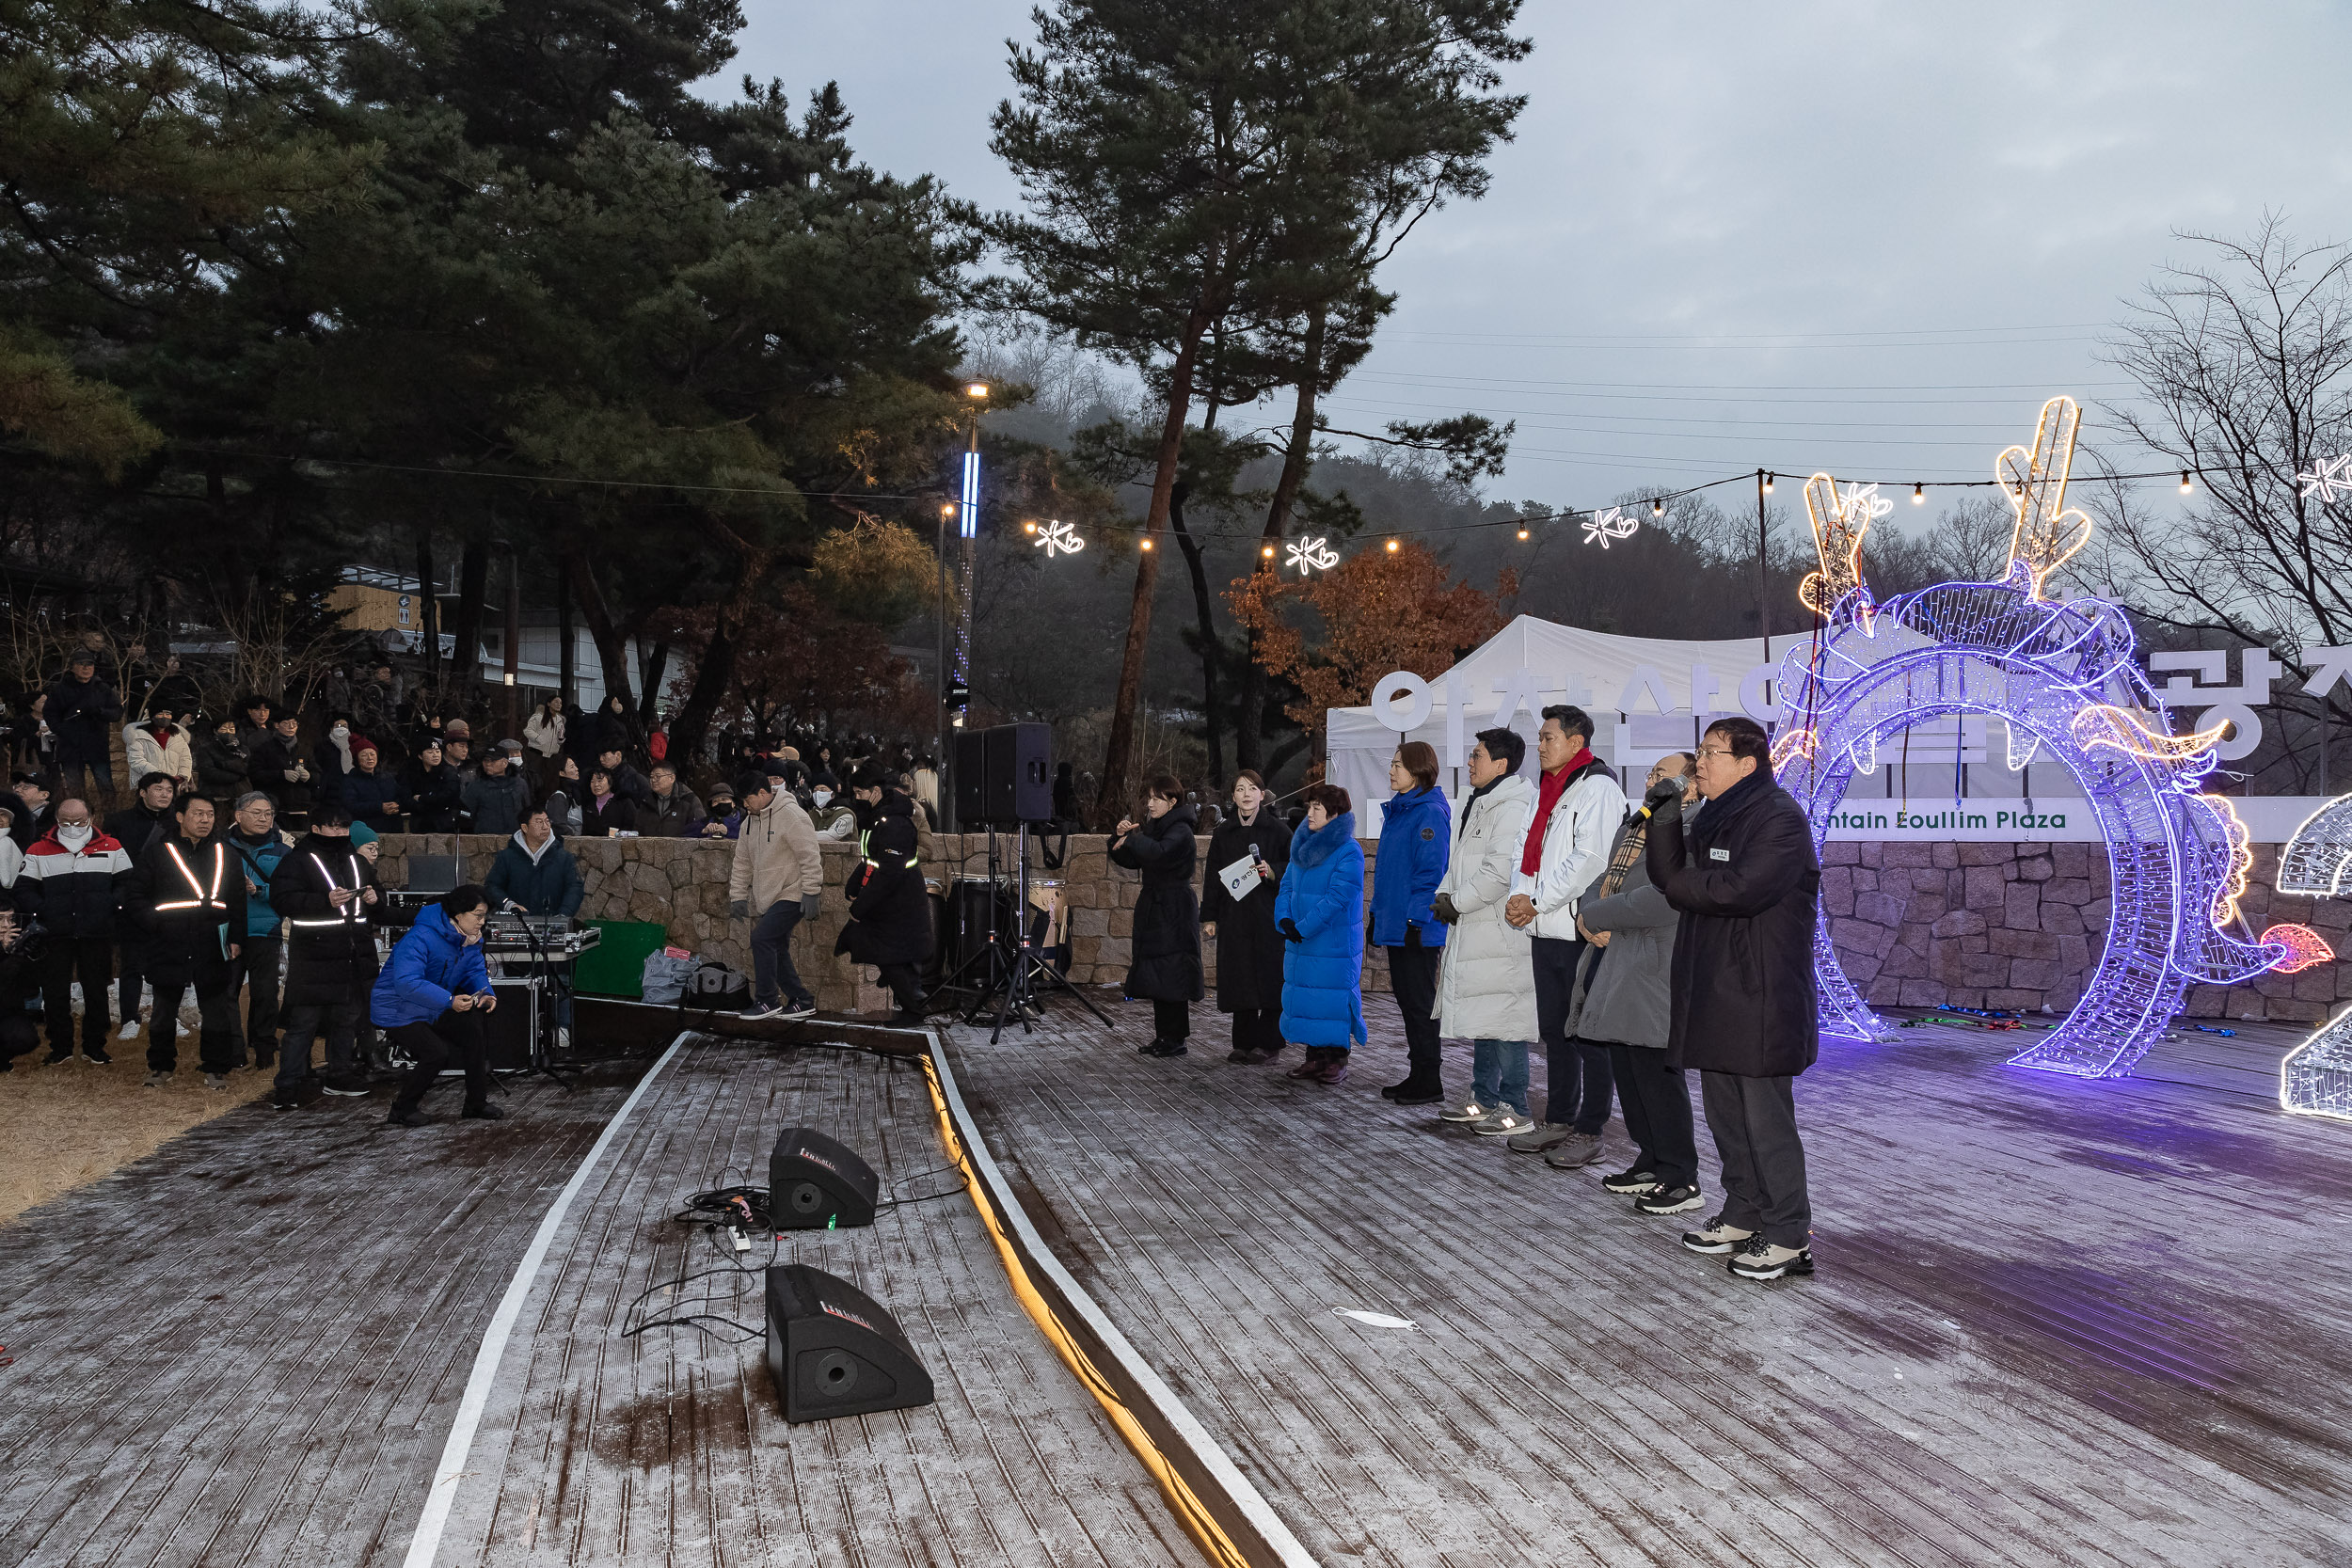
1322, 614, 2321, 842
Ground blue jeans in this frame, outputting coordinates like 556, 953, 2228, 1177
750, 901, 813, 1008
1471, 1037, 1530, 1115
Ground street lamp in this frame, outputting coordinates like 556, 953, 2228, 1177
943, 382, 990, 830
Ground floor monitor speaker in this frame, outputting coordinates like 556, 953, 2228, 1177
768, 1126, 880, 1229
764, 1263, 934, 1422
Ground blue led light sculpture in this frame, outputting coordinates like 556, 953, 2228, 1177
2278, 793, 2352, 1119
1776, 399, 2289, 1078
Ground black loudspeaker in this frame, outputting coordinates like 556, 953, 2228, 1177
979, 721, 1054, 826
768, 1126, 880, 1229
482, 976, 540, 1070
764, 1263, 934, 1422
952, 727, 989, 825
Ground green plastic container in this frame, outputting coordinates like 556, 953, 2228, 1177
575, 919, 672, 998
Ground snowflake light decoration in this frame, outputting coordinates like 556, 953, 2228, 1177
1030, 518, 1085, 559
2296, 453, 2351, 503
1285, 535, 1339, 574
1779, 393, 2296, 1080
1581, 506, 1639, 548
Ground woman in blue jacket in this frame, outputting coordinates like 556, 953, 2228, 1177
1370, 741, 1449, 1101
371, 883, 501, 1127
1276, 784, 1366, 1085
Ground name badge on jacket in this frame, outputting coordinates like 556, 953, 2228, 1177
1709, 847, 1730, 862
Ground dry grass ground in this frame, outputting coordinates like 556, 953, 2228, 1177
0, 1052, 273, 1227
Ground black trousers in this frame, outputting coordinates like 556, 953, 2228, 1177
1700, 1070, 1811, 1248
1385, 930, 1442, 1081
278, 999, 362, 1089
1229, 1006, 1281, 1055
387, 1008, 490, 1114
1151, 997, 1191, 1043
1532, 936, 1612, 1130
229, 934, 283, 1061
148, 969, 239, 1074
876, 961, 925, 1016
1609, 1044, 1698, 1189
39, 937, 113, 1052
115, 933, 150, 1031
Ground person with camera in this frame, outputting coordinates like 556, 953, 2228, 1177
1109, 773, 1203, 1059
730, 771, 822, 1022
833, 767, 930, 1024
1429, 727, 1538, 1123
372, 883, 501, 1126
1645, 717, 1821, 1281
17, 797, 132, 1064
0, 895, 41, 1072
268, 806, 382, 1106
127, 793, 246, 1088
1200, 770, 1290, 1064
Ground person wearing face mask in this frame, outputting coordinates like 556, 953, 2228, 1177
1199, 769, 1289, 1064
805, 780, 855, 840
17, 797, 133, 1064
690, 782, 741, 840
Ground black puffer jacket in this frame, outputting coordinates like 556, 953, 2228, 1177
1646, 768, 1820, 1078
834, 794, 931, 967
1199, 806, 1288, 1012
270, 832, 383, 1006
1108, 802, 1203, 1004
403, 758, 463, 832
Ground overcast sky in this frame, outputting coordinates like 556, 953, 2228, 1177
727, 1, 2352, 515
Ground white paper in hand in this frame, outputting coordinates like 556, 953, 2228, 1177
1218, 854, 1263, 901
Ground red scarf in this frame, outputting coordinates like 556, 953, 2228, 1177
1519, 748, 1592, 876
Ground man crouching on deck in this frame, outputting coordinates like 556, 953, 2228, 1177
371, 883, 501, 1128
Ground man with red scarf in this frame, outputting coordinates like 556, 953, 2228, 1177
1504, 705, 1627, 1170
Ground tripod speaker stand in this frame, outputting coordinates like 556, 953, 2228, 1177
957, 821, 1108, 1043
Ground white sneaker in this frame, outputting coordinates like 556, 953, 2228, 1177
118, 1022, 141, 1040
740, 1002, 786, 1022
1473, 1106, 1534, 1137
778, 1002, 818, 1022
1438, 1099, 1490, 1124
555, 1027, 571, 1050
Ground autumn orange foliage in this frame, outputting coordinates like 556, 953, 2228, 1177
1226, 540, 1516, 735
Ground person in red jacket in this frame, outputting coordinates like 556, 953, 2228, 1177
16, 798, 133, 1064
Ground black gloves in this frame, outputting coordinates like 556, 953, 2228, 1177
1643, 776, 1685, 819
1431, 892, 1460, 925
1279, 917, 1303, 944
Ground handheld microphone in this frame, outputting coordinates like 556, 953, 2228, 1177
1632, 778, 1684, 824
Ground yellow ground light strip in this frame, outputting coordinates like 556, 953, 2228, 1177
918, 1051, 1258, 1568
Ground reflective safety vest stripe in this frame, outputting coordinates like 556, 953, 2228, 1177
154, 842, 228, 912
288, 852, 368, 927
855, 829, 918, 872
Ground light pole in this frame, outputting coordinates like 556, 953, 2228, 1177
942, 381, 990, 831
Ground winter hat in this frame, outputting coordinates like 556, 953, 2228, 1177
348, 821, 380, 848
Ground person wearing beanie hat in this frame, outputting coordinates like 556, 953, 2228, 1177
339, 735, 410, 834
349, 820, 380, 851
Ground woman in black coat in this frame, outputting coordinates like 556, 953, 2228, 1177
401, 736, 464, 832
1107, 774, 1202, 1059
582, 767, 638, 836
1199, 769, 1289, 1063
834, 783, 931, 1022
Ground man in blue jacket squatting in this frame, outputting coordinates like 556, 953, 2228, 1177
371, 882, 502, 1127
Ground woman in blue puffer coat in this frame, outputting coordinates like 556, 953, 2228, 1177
1276, 783, 1366, 1085
1370, 741, 1449, 1101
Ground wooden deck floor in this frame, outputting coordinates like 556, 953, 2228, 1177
944, 991, 2352, 1568
0, 1037, 1197, 1568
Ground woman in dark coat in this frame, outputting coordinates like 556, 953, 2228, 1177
581, 767, 638, 836
1107, 773, 1202, 1059
1199, 769, 1289, 1063
834, 775, 931, 1022
401, 736, 463, 832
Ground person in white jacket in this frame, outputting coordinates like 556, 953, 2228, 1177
1504, 705, 1628, 1169
121, 710, 194, 793
1430, 727, 1539, 1134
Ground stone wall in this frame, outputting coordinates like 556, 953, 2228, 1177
374, 832, 2340, 1024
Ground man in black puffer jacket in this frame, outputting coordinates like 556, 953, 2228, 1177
126, 794, 246, 1086
1645, 715, 1820, 1284
268, 807, 382, 1106
834, 769, 930, 1023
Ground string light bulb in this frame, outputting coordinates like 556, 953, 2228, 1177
1023, 519, 1037, 534
1763, 472, 1775, 494
1912, 483, 1924, 504
1139, 536, 1153, 551
964, 382, 990, 401
1517, 527, 1530, 540
1261, 544, 1276, 559
2180, 470, 2194, 495
1652, 498, 1664, 516
1384, 538, 1400, 553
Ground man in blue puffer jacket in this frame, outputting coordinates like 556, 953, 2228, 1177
1276, 784, 1367, 1085
371, 883, 500, 1127
1370, 742, 1449, 1101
